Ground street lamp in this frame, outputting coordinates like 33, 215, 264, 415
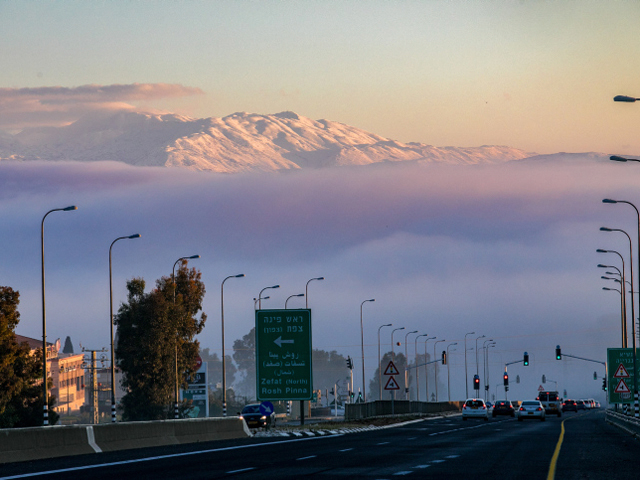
485, 343, 496, 401
424, 336, 436, 402
378, 323, 392, 400
108, 233, 140, 423
482, 339, 494, 398
614, 95, 640, 102
610, 156, 640, 163
434, 339, 445, 401
285, 293, 304, 309
415, 334, 428, 401
305, 277, 324, 308
603, 198, 640, 416
597, 248, 628, 347
390, 327, 405, 400
464, 332, 475, 399
221, 274, 245, 417
360, 299, 375, 402
447, 342, 457, 402
172, 255, 200, 419
258, 285, 280, 310
475, 334, 486, 395
404, 331, 418, 399
254, 296, 269, 310
41, 205, 77, 425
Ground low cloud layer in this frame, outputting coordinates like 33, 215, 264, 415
0, 83, 204, 130
0, 159, 633, 401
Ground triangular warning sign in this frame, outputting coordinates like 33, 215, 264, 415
614, 363, 630, 378
615, 379, 631, 394
384, 376, 400, 390
538, 385, 544, 392
384, 361, 399, 376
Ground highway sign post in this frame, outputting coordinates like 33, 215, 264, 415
181, 361, 209, 418
607, 348, 637, 404
255, 309, 313, 401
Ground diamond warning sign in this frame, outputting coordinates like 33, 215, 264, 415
383, 361, 399, 376
384, 376, 400, 390
614, 363, 630, 378
615, 379, 631, 394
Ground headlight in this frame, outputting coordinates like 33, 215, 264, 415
261, 415, 267, 420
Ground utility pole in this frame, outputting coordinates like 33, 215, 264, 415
82, 347, 107, 424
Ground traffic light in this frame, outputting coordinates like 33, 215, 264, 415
346, 356, 353, 370
542, 374, 546, 384
473, 375, 480, 391
555, 345, 562, 360
602, 378, 607, 391
594, 371, 597, 380
442, 350, 447, 365
523, 352, 529, 366
503, 373, 509, 386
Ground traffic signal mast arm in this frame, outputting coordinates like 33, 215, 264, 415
407, 357, 446, 370
560, 352, 606, 368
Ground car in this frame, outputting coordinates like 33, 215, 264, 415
562, 399, 577, 412
576, 399, 587, 410
492, 400, 515, 417
462, 398, 489, 421
537, 391, 562, 417
517, 400, 546, 421
588, 399, 597, 409
239, 403, 276, 429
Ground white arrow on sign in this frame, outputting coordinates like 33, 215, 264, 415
274, 336, 295, 348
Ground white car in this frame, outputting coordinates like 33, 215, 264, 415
517, 400, 546, 422
462, 398, 489, 421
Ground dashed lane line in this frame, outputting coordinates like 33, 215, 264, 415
296, 455, 317, 461
227, 468, 256, 474
339, 448, 354, 452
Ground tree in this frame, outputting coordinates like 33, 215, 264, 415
312, 349, 350, 399
115, 263, 206, 421
369, 352, 409, 401
62, 336, 74, 354
232, 327, 256, 399
0, 286, 59, 427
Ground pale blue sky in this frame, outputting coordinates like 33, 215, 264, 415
2, 1, 640, 154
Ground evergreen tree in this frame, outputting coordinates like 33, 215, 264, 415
115, 262, 206, 421
62, 336, 74, 354
0, 286, 59, 427
232, 327, 256, 399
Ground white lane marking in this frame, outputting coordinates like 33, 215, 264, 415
377, 441, 390, 445
446, 455, 459, 459
296, 455, 317, 461
227, 467, 256, 474
429, 422, 490, 436
407, 437, 417, 440
414, 465, 431, 468
431, 460, 445, 463
393, 472, 413, 476
0, 434, 344, 480
340, 448, 354, 452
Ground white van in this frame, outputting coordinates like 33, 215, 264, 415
537, 391, 562, 417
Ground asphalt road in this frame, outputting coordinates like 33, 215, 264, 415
2, 410, 639, 479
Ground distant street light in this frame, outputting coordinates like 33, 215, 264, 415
109, 233, 140, 423
424, 336, 436, 402
597, 248, 628, 347
378, 323, 393, 400
475, 334, 486, 391
360, 299, 375, 402
258, 285, 280, 310
221, 274, 245, 417
447, 342, 457, 402
305, 277, 324, 309
482, 339, 494, 398
254, 296, 269, 310
285, 293, 304, 309
404, 331, 418, 400
610, 155, 640, 163
464, 332, 475, 399
415, 334, 429, 401
41, 205, 77, 425
434, 339, 446, 402
172, 255, 200, 419
614, 95, 640, 102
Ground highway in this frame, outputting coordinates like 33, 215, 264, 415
2, 410, 639, 479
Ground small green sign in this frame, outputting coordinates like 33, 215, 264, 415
607, 348, 638, 404
255, 309, 313, 401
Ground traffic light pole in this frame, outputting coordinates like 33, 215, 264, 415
504, 359, 526, 401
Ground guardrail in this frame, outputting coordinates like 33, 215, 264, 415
605, 409, 640, 438
345, 400, 463, 421
0, 416, 251, 464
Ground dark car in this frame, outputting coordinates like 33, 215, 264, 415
562, 399, 578, 412
492, 400, 515, 417
239, 403, 276, 429
576, 400, 587, 410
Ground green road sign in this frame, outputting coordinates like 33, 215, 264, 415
607, 348, 638, 404
255, 309, 313, 401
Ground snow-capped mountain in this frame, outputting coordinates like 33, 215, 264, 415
0, 110, 534, 172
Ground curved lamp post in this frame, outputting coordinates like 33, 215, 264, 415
613, 95, 640, 103
378, 323, 392, 400
109, 233, 140, 423
172, 255, 200, 419
474, 334, 486, 395
285, 293, 304, 309
41, 205, 77, 425
482, 339, 494, 397
464, 331, 475, 399
424, 336, 436, 401
415, 334, 428, 401
597, 248, 628, 347
305, 277, 324, 308
360, 299, 375, 402
404, 330, 418, 399
447, 342, 457, 402
485, 343, 496, 401
254, 296, 269, 310
221, 274, 245, 417
433, 339, 445, 402
259, 285, 280, 310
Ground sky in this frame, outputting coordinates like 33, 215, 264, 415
1, 1, 640, 154
2, 1, 640, 403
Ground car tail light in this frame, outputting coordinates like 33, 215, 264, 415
537, 407, 543, 411
519, 407, 525, 411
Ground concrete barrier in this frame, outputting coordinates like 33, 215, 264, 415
345, 400, 463, 421
0, 417, 251, 464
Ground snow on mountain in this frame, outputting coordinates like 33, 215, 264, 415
0, 110, 534, 172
